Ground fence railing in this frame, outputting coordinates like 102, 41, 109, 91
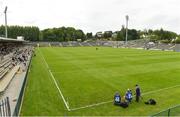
0, 97, 11, 116
152, 104, 180, 116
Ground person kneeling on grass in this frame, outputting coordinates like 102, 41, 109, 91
120, 96, 129, 108
114, 92, 121, 105
125, 89, 133, 103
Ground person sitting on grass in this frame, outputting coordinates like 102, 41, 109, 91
114, 92, 121, 105
125, 89, 133, 103
120, 96, 129, 108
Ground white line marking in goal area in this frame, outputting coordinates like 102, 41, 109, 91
38, 48, 70, 111
70, 84, 180, 111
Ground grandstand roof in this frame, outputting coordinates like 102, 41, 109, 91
0, 37, 25, 42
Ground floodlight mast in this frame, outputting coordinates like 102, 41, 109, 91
4, 6, 8, 38
125, 15, 129, 46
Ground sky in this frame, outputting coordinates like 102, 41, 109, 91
0, 0, 180, 34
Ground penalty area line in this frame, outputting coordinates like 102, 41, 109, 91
38, 48, 70, 111
69, 84, 180, 111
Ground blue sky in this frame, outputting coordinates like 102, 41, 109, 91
0, 0, 180, 34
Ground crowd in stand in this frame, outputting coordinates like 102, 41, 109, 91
0, 43, 33, 79
12, 47, 32, 66
0, 44, 32, 61
0, 44, 14, 61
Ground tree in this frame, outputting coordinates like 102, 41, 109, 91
116, 26, 140, 41
103, 31, 112, 39
116, 26, 126, 41
41, 27, 85, 42
0, 25, 40, 41
86, 32, 93, 39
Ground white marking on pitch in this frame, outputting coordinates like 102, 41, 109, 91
39, 48, 70, 111
70, 100, 113, 111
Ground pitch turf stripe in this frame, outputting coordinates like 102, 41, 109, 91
70, 84, 180, 111
38, 48, 71, 111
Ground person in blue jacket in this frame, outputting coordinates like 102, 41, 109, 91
114, 92, 121, 105
125, 89, 133, 103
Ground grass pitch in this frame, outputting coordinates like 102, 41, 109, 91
21, 47, 180, 116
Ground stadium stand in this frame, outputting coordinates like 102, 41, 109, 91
29, 40, 180, 52
0, 38, 33, 116
81, 42, 90, 46
0, 44, 32, 93
62, 42, 70, 47
50, 42, 61, 47
0, 65, 20, 93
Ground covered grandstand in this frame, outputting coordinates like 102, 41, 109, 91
0, 37, 25, 42
0, 37, 33, 116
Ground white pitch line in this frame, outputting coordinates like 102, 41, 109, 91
70, 100, 113, 111
49, 70, 70, 111
141, 85, 180, 96
70, 84, 180, 111
38, 48, 70, 111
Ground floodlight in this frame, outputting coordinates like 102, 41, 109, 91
4, 6, 7, 13
4, 6, 8, 38
125, 15, 129, 45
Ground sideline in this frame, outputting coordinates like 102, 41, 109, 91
18, 55, 33, 115
38, 48, 70, 111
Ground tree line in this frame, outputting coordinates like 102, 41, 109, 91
0, 25, 40, 41
139, 28, 178, 43
0, 25, 179, 43
41, 27, 85, 42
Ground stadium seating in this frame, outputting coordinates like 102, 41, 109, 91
29, 41, 180, 52
0, 65, 20, 93
61, 42, 70, 47
0, 44, 33, 93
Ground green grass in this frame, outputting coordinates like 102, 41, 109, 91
21, 47, 180, 116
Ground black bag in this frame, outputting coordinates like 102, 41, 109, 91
145, 99, 156, 105
149, 99, 156, 105
120, 102, 128, 108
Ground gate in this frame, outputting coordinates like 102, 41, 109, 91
0, 97, 11, 116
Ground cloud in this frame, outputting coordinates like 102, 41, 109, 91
0, 0, 180, 34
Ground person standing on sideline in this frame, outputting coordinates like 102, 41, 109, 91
135, 84, 141, 102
